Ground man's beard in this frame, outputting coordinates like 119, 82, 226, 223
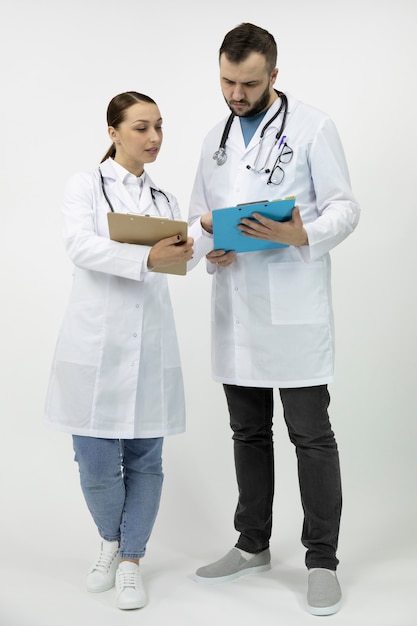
227, 84, 271, 117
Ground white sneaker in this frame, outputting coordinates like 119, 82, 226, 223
116, 561, 147, 610
86, 539, 120, 592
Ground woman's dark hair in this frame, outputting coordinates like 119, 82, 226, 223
101, 91, 157, 163
219, 23, 277, 74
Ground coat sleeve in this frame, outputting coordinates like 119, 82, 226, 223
186, 145, 215, 272
300, 117, 360, 262
62, 172, 152, 281
188, 143, 212, 227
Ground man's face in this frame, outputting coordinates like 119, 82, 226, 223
220, 51, 278, 117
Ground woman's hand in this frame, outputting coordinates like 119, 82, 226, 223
148, 235, 194, 269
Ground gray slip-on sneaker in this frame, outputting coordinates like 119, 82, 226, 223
194, 547, 271, 584
307, 568, 342, 616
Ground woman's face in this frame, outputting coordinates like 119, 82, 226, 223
109, 102, 163, 175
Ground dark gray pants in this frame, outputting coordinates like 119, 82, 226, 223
223, 384, 342, 570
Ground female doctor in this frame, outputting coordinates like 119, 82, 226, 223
45, 91, 194, 611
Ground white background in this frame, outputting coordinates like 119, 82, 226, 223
1, 1, 416, 625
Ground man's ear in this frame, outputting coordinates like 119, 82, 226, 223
270, 67, 279, 86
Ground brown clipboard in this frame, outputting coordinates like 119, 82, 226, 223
107, 212, 188, 275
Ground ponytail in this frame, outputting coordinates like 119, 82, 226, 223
101, 144, 116, 163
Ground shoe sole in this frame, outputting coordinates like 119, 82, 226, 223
86, 579, 116, 593
307, 599, 342, 616
194, 562, 271, 585
117, 599, 147, 610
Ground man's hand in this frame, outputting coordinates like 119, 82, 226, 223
238, 206, 308, 247
206, 249, 237, 267
200, 211, 213, 234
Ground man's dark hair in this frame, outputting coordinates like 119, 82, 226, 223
219, 23, 277, 73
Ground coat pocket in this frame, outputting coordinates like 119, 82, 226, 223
268, 262, 329, 325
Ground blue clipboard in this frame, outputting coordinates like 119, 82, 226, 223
212, 197, 295, 253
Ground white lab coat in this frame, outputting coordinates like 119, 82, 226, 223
45, 158, 189, 438
189, 93, 360, 387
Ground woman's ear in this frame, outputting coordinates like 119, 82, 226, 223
108, 126, 119, 143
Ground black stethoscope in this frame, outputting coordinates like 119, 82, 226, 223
99, 168, 174, 219
212, 90, 288, 170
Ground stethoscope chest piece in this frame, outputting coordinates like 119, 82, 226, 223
212, 147, 227, 166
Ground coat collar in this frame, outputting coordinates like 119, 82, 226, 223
98, 158, 134, 213
98, 158, 163, 215
99, 158, 161, 190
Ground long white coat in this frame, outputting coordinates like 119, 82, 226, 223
189, 93, 360, 387
45, 158, 191, 439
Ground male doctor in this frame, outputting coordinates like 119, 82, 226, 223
188, 23, 360, 616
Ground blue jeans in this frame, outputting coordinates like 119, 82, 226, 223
223, 384, 342, 571
73, 436, 164, 560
